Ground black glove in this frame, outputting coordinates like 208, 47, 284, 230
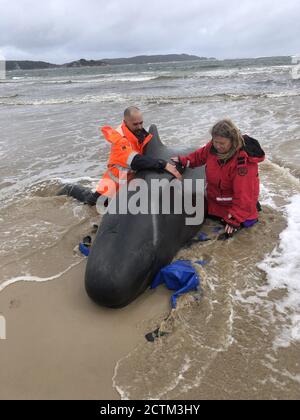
156, 159, 168, 171
131, 155, 167, 172
171, 159, 186, 175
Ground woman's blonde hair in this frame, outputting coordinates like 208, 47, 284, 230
211, 119, 245, 161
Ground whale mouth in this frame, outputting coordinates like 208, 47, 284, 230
85, 223, 159, 308
85, 249, 157, 308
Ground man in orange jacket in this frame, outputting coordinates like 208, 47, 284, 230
87, 106, 181, 204
59, 107, 181, 206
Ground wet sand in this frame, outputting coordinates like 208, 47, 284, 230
0, 259, 171, 400
112, 207, 300, 400
0, 195, 173, 400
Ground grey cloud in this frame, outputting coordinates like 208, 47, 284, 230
0, 0, 299, 63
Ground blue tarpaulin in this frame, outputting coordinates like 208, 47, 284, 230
151, 260, 203, 308
79, 243, 90, 257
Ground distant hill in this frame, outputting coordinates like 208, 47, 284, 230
6, 58, 106, 70
62, 58, 106, 68
102, 54, 210, 65
5, 54, 291, 71
6, 60, 57, 71
6, 54, 211, 70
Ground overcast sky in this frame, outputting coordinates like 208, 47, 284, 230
0, 0, 299, 63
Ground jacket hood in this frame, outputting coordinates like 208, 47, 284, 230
242, 135, 265, 162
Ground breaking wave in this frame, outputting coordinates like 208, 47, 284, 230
145, 91, 300, 104
0, 94, 19, 99
0, 93, 127, 106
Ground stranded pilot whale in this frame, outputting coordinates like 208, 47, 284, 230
85, 125, 205, 308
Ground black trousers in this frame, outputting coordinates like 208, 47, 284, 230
58, 184, 100, 206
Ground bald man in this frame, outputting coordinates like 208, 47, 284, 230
60, 107, 181, 206
94, 107, 182, 202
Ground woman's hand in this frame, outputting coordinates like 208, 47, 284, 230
165, 162, 182, 179
225, 224, 235, 235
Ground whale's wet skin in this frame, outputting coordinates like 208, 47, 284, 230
85, 125, 205, 308
1, 57, 300, 399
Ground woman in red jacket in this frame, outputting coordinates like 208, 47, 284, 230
175, 119, 265, 237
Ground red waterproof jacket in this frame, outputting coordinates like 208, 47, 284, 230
179, 135, 265, 227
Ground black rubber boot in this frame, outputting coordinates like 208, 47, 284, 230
57, 184, 100, 206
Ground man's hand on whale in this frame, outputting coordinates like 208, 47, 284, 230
165, 162, 182, 179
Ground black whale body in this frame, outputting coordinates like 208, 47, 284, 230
85, 125, 205, 308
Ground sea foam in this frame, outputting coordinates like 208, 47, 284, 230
258, 194, 300, 348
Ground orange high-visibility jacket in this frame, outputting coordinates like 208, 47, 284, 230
96, 122, 152, 197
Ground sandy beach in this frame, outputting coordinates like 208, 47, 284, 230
0, 195, 172, 400
0, 255, 172, 400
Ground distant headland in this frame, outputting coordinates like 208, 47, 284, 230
5, 54, 291, 71
5, 54, 214, 70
